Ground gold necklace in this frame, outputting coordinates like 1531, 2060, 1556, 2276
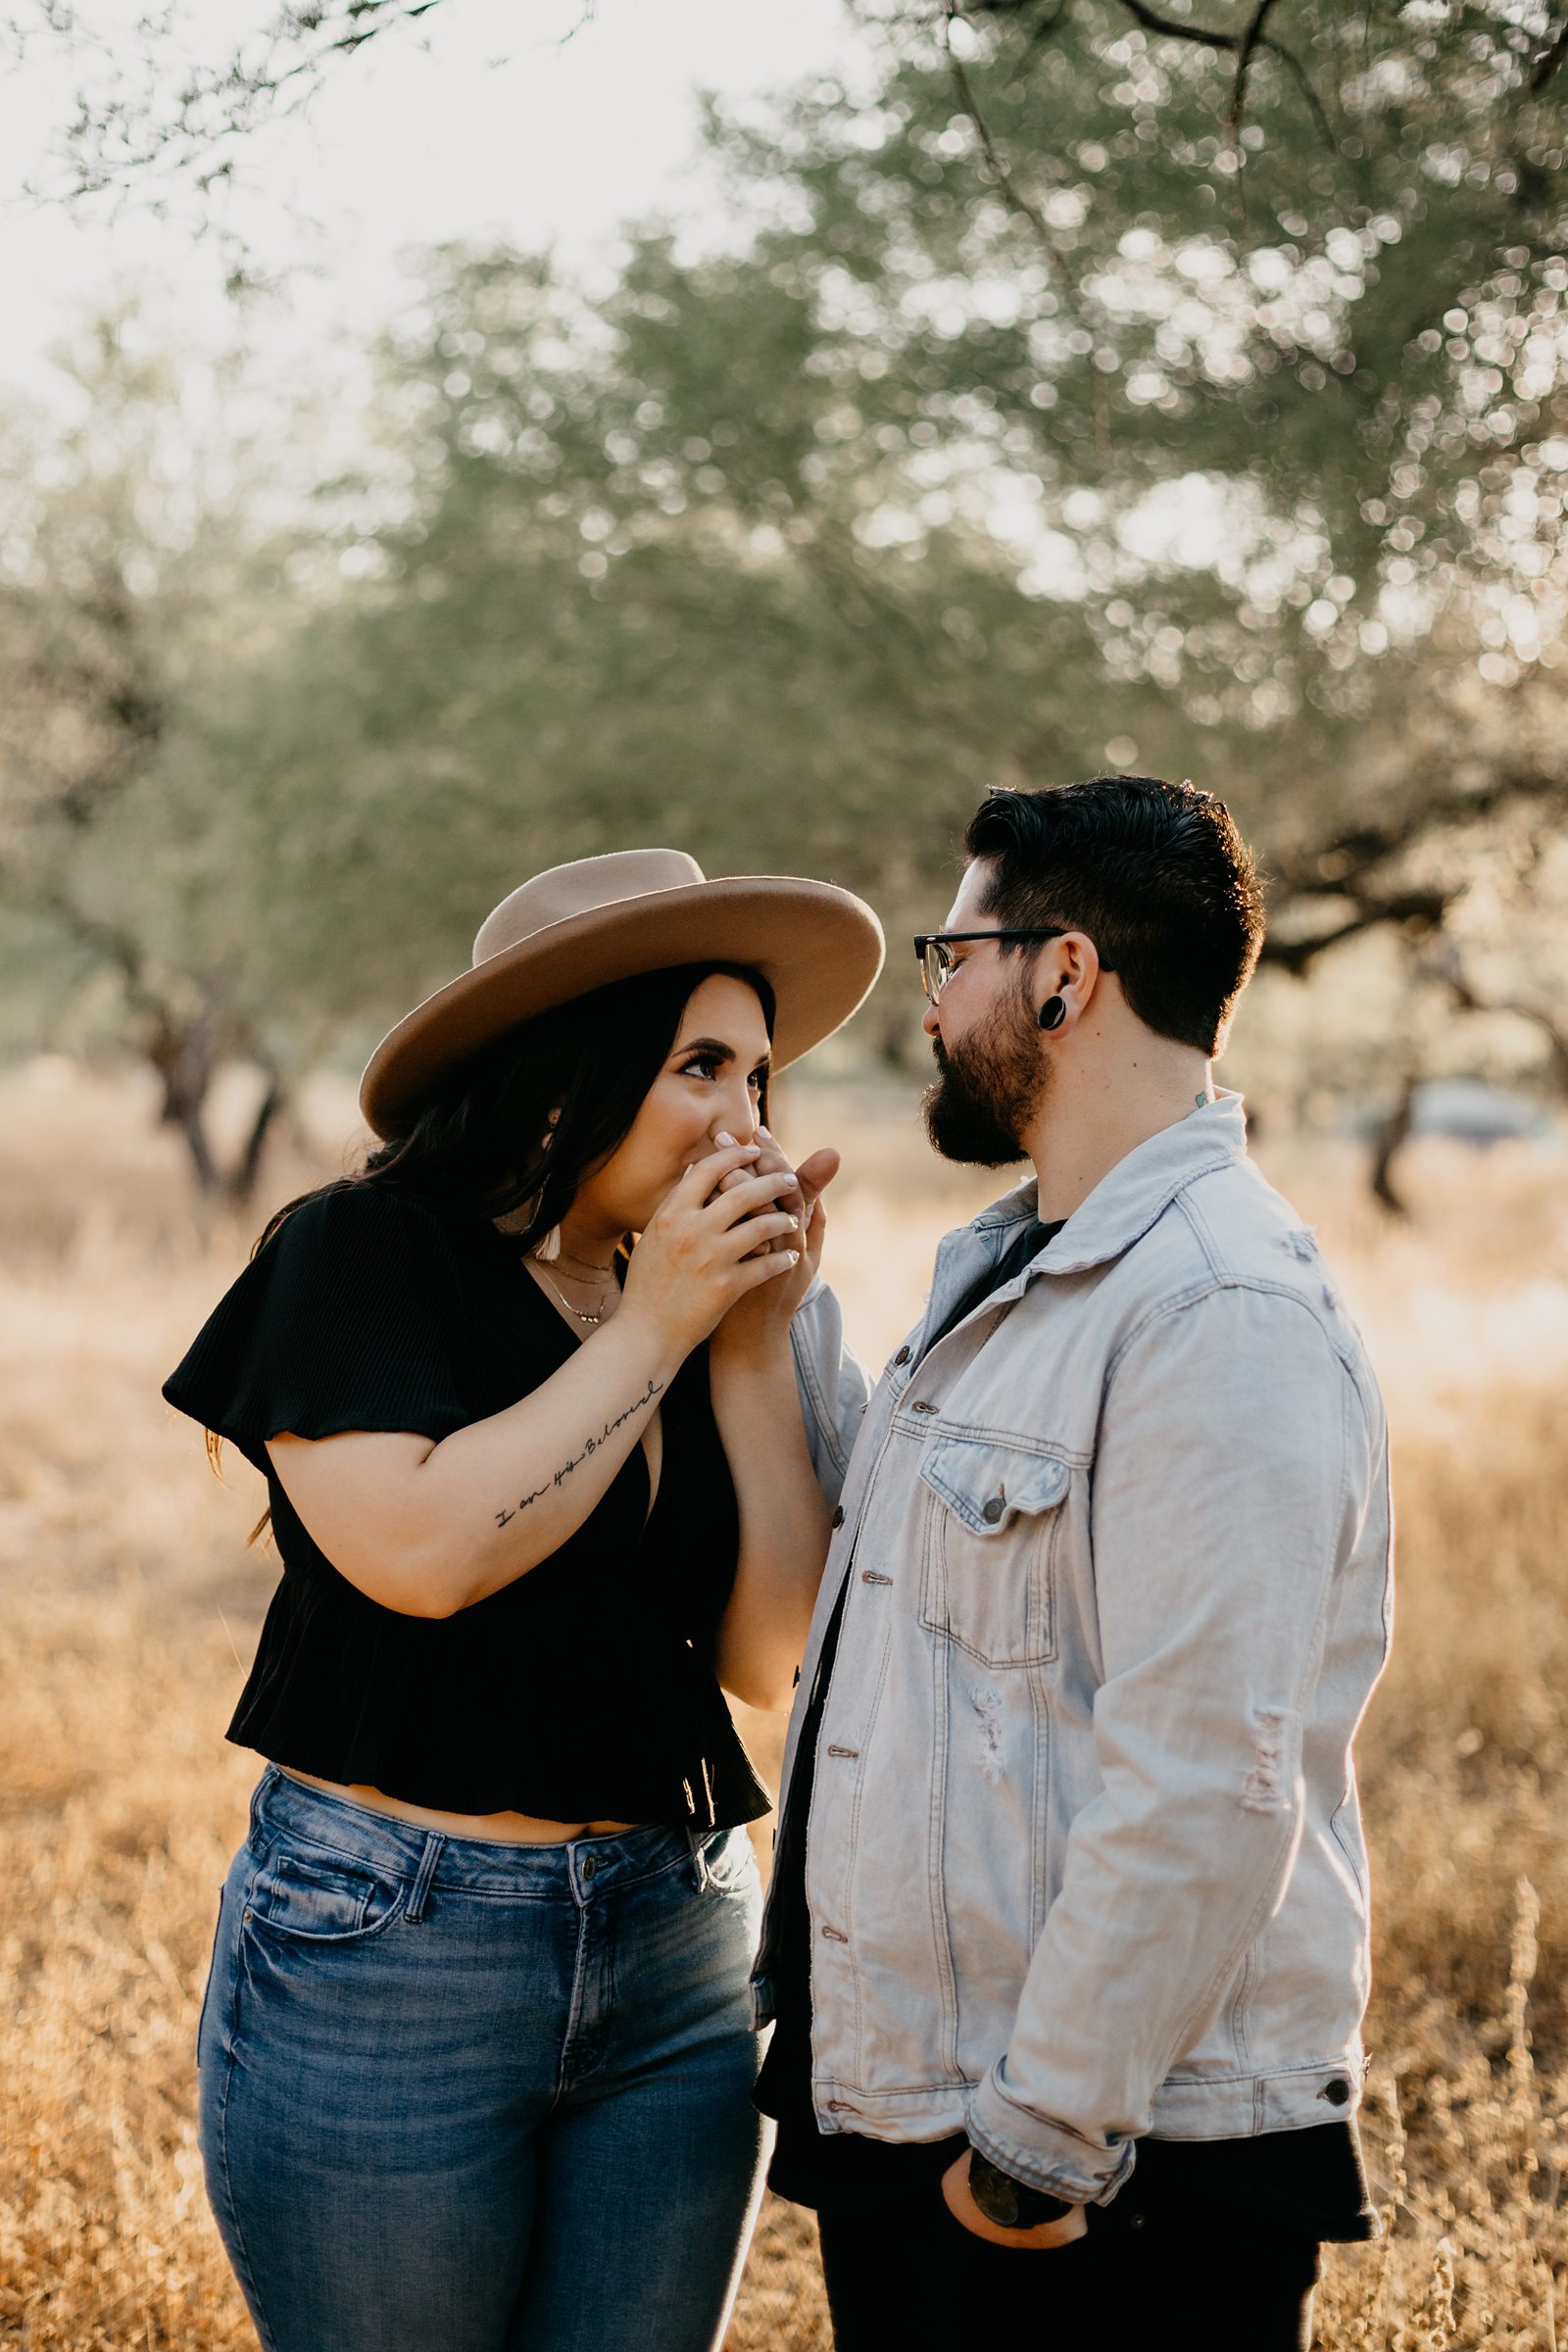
558, 1244, 615, 1275
534, 1261, 612, 1327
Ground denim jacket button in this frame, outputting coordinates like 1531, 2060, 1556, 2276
831, 1504, 846, 1529
982, 1496, 1004, 1524
909, 1399, 938, 1415
1320, 2076, 1350, 2105
894, 1346, 911, 1365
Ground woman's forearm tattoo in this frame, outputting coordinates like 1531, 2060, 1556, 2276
494, 1378, 665, 1528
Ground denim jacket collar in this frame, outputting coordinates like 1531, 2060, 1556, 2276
917, 1094, 1248, 1356
968, 1091, 1249, 1269
1023, 1089, 1248, 1277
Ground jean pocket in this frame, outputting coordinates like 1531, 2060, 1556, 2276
919, 1437, 1066, 1669
701, 1827, 760, 1895
246, 1843, 410, 1944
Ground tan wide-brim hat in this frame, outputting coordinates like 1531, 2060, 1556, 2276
359, 848, 886, 1137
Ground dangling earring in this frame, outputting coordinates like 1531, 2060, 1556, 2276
532, 1106, 564, 1256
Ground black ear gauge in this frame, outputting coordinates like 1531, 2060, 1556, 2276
1038, 996, 1066, 1032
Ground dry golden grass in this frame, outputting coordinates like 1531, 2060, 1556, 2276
4, 1058, 1568, 2347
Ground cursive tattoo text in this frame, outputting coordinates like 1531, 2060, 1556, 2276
493, 1378, 665, 1527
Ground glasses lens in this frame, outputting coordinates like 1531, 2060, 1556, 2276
922, 940, 952, 1000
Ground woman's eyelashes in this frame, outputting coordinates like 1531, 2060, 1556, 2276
680, 1053, 766, 1094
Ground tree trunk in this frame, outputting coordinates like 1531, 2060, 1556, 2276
224, 1066, 286, 1205
1369, 1072, 1419, 1217
149, 1015, 221, 1195
146, 1017, 287, 1203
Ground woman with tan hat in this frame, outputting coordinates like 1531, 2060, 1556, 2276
163, 849, 883, 2352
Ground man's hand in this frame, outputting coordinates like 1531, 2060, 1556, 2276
708, 1129, 840, 1358
713, 1127, 838, 1259
940, 2150, 1087, 2251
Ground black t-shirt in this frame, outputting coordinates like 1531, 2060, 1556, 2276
756, 1215, 1377, 2239
163, 1182, 768, 1828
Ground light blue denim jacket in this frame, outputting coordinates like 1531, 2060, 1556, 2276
777, 1094, 1392, 2205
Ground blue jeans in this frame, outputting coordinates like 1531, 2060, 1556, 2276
198, 1768, 768, 2352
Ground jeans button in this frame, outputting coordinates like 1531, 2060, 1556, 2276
581, 1855, 597, 1881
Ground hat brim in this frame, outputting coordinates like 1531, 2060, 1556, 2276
359, 875, 886, 1137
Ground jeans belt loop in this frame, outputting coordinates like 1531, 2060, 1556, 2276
684, 1823, 708, 1893
407, 1833, 446, 1923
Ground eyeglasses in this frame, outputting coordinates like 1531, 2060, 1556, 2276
914, 928, 1118, 1003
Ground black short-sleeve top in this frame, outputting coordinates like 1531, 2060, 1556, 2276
163, 1184, 768, 1828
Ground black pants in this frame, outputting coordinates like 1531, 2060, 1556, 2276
815, 2170, 1322, 2351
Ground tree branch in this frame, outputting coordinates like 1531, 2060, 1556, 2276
1109, 0, 1333, 146
1112, 0, 1234, 55
942, 5, 1111, 456
943, 10, 1073, 263
1426, 939, 1568, 1093
1229, 0, 1284, 135
1269, 768, 1568, 908
1259, 888, 1451, 975
963, 0, 1334, 147
39, 0, 478, 199
20, 877, 284, 1198
1528, 16, 1568, 94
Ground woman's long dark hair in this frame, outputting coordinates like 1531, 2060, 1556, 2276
257, 959, 776, 1254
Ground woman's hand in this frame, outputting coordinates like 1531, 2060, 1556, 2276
705, 1128, 842, 1706
710, 1132, 841, 1362
617, 1142, 804, 1359
267, 1146, 805, 1620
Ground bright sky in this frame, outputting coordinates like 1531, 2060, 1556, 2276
0, 0, 860, 400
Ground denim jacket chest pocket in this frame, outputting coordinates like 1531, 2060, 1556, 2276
917, 1437, 1067, 1669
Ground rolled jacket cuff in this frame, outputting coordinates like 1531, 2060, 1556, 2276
965, 2061, 1138, 2209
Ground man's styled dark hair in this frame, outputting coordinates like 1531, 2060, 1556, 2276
963, 777, 1264, 1054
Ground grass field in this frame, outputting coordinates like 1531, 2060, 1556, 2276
4, 1058, 1568, 2348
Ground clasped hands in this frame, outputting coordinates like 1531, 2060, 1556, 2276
705, 1126, 839, 1349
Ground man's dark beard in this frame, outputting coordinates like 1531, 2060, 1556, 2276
922, 999, 1047, 1166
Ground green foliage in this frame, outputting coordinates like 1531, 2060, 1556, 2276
694, 5, 1568, 802
8, 3, 1568, 1122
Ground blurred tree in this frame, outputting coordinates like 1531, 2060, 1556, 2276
237, 235, 1207, 1066
692, 11, 1568, 814
690, 11, 1568, 1183
14, 0, 1568, 243
9, 4, 1568, 1211
0, 314, 312, 1197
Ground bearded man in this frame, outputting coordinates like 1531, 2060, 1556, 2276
753, 777, 1391, 2351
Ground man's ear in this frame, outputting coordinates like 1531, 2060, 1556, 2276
1034, 934, 1103, 1034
